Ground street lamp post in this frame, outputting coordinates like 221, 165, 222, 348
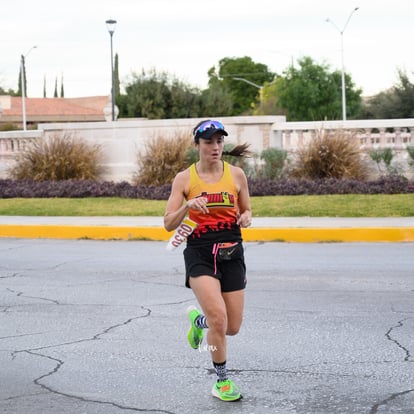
326, 7, 359, 121
20, 45, 37, 131
231, 77, 262, 90
105, 19, 117, 122
231, 77, 264, 111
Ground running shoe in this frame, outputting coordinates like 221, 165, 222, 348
186, 305, 204, 349
212, 379, 242, 401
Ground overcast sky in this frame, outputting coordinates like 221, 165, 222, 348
1, 0, 413, 99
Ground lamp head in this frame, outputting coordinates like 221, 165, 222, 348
106, 19, 117, 35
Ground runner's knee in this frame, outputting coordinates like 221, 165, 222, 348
226, 322, 241, 336
207, 310, 227, 335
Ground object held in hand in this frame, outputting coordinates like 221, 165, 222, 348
166, 218, 198, 251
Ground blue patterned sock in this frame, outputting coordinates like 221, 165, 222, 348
194, 314, 208, 329
213, 360, 228, 382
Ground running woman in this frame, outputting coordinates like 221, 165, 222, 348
164, 119, 252, 401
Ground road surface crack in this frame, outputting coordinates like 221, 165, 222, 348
25, 350, 174, 413
369, 388, 414, 414
369, 318, 413, 413
385, 318, 412, 362
11, 306, 152, 355
10, 306, 175, 413
6, 287, 60, 305
0, 272, 20, 279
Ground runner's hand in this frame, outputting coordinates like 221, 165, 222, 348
237, 212, 251, 228
186, 197, 209, 214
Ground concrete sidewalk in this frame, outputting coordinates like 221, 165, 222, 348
0, 216, 413, 242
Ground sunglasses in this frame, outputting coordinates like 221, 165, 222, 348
194, 120, 225, 136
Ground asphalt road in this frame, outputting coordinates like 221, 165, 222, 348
1, 239, 413, 414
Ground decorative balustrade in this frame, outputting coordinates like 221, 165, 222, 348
272, 119, 414, 151
358, 128, 412, 148
1, 118, 413, 181
0, 131, 42, 160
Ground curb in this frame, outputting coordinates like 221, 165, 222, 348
1, 224, 414, 242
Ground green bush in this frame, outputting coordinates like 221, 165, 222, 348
291, 129, 369, 180
369, 147, 394, 174
9, 133, 104, 181
407, 146, 414, 169
185, 146, 199, 165
0, 123, 19, 131
259, 147, 288, 180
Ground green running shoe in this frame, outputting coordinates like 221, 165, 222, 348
186, 305, 204, 349
212, 379, 242, 401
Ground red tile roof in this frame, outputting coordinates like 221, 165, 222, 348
1, 96, 109, 123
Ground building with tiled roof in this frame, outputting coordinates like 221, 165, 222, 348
0, 95, 112, 127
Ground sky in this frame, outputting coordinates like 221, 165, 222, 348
1, 0, 413, 99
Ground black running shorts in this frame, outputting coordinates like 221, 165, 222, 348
183, 242, 246, 292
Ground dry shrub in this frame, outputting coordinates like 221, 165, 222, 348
134, 130, 193, 186
290, 129, 369, 180
9, 133, 104, 181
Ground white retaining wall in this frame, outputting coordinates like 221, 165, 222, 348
0, 116, 284, 182
1, 116, 413, 182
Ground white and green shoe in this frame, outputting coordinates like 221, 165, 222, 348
212, 379, 242, 401
186, 305, 204, 349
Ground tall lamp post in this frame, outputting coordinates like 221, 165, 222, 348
20, 45, 37, 130
231, 77, 264, 111
105, 19, 117, 121
326, 7, 359, 121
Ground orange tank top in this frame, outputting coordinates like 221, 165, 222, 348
187, 161, 241, 244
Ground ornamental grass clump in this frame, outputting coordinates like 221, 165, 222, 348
9, 133, 104, 181
291, 129, 369, 180
134, 130, 193, 186
259, 147, 288, 180
406, 146, 414, 170
369, 147, 395, 175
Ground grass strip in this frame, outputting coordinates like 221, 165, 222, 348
0, 194, 413, 217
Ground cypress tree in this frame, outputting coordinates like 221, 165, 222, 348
54, 77, 58, 98
114, 53, 120, 98
60, 73, 64, 98
17, 57, 27, 97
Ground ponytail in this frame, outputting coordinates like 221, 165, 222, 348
223, 143, 251, 158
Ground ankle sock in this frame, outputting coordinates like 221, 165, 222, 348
213, 360, 228, 382
194, 314, 208, 329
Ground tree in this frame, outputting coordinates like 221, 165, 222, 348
0, 85, 17, 96
274, 56, 362, 121
120, 68, 201, 119
200, 77, 233, 117
252, 80, 285, 116
169, 77, 202, 119
122, 69, 169, 118
207, 56, 274, 115
114, 53, 121, 99
17, 58, 26, 97
361, 69, 414, 119
54, 77, 58, 98
60, 74, 64, 98
43, 75, 47, 97
394, 70, 414, 117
